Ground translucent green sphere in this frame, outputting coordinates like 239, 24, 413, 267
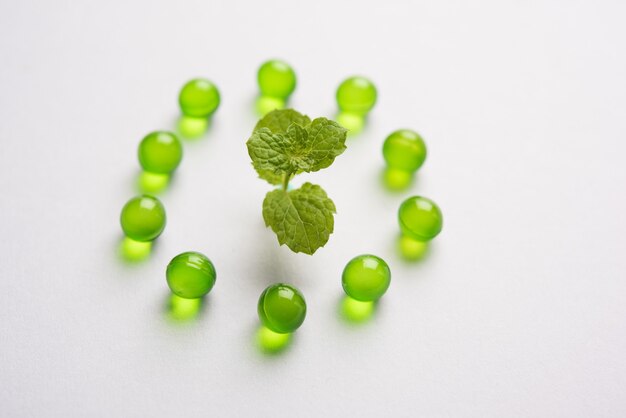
398, 196, 443, 241
336, 76, 377, 115
120, 195, 166, 242
138, 131, 182, 174
342, 254, 391, 302
257, 283, 306, 334
257, 60, 296, 99
166, 252, 216, 299
178, 78, 220, 118
383, 129, 427, 172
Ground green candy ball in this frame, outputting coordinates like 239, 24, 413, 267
120, 195, 166, 242
336, 76, 377, 115
257, 283, 307, 334
178, 78, 220, 118
383, 129, 427, 172
257, 60, 296, 99
138, 131, 182, 174
398, 196, 443, 242
166, 252, 216, 299
342, 254, 391, 302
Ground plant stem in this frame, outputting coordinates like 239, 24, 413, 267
282, 172, 291, 192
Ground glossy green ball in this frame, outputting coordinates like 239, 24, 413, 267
166, 252, 216, 299
342, 254, 391, 302
178, 78, 220, 117
336, 76, 377, 115
398, 196, 443, 242
383, 129, 427, 172
258, 60, 296, 99
120, 195, 166, 242
138, 131, 182, 174
258, 283, 306, 334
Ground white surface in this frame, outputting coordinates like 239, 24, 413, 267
1, 1, 626, 416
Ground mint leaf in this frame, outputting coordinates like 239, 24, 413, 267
254, 109, 311, 135
247, 128, 292, 180
285, 123, 314, 171
262, 182, 336, 255
303, 117, 347, 171
247, 114, 348, 183
248, 109, 346, 254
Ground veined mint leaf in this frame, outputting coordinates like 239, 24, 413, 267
281, 119, 347, 172
247, 116, 348, 183
254, 109, 311, 135
303, 117, 347, 171
262, 182, 336, 255
285, 123, 314, 171
248, 109, 346, 254
246, 128, 292, 182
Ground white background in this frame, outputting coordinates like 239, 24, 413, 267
1, 1, 625, 416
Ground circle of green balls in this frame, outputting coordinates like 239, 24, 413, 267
118, 63, 445, 339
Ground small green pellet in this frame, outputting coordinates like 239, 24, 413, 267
336, 76, 377, 115
166, 252, 216, 299
383, 129, 427, 172
178, 78, 221, 118
342, 254, 391, 302
398, 196, 443, 242
120, 195, 166, 242
257, 283, 307, 334
257, 60, 297, 99
138, 131, 183, 174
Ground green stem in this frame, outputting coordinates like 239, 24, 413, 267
282, 172, 291, 192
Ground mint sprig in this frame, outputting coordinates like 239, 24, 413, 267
246, 109, 347, 254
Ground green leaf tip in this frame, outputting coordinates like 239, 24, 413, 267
262, 183, 336, 255
254, 108, 311, 134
